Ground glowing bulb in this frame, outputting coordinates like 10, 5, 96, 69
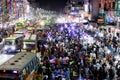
40, 21, 45, 26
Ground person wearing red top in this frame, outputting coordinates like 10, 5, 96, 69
107, 54, 111, 61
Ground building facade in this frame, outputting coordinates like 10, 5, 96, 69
0, 0, 25, 23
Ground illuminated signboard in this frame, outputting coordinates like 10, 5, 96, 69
105, 11, 115, 25
98, 18, 104, 23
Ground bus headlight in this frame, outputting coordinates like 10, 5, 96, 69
11, 46, 16, 50
13, 70, 18, 73
4, 46, 8, 50
23, 44, 27, 49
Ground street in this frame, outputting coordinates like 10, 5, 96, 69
0, 0, 120, 80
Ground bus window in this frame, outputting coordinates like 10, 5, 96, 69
22, 68, 27, 76
25, 67, 29, 75
22, 68, 27, 79
34, 57, 38, 67
25, 44, 35, 50
31, 61, 34, 69
28, 65, 31, 74
18, 37, 24, 42
5, 41, 13, 45
34, 58, 37, 63
0, 74, 18, 80
30, 62, 33, 71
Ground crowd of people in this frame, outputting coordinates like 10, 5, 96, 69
37, 22, 120, 80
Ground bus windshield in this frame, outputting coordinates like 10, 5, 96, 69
0, 74, 17, 80
24, 44, 35, 50
0, 78, 17, 80
5, 41, 13, 45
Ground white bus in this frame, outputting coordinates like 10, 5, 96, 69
22, 34, 37, 53
0, 52, 39, 80
0, 54, 14, 66
3, 34, 24, 53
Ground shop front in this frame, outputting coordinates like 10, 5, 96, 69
105, 11, 116, 25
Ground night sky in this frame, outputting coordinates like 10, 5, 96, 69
28, 0, 68, 12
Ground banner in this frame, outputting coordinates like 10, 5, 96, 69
14, 0, 16, 15
6, 0, 9, 10
9, 0, 13, 14
3, 0, 7, 15
12, 0, 14, 14
105, 11, 116, 25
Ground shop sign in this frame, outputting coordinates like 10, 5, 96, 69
98, 18, 104, 23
